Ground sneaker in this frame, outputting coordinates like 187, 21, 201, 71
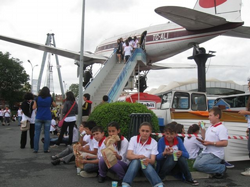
79, 171, 97, 178
224, 161, 234, 169
213, 167, 227, 179
50, 144, 58, 148
97, 175, 105, 183
241, 168, 250, 176
51, 155, 59, 160
51, 159, 60, 166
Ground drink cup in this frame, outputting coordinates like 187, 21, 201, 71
200, 122, 205, 129
140, 159, 146, 169
173, 150, 178, 161
77, 167, 81, 175
112, 181, 118, 187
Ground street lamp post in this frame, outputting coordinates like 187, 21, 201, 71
28, 60, 38, 93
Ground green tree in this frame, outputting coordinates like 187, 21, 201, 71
0, 52, 29, 108
69, 83, 79, 97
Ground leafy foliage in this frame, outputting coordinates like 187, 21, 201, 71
88, 102, 159, 137
69, 83, 79, 97
0, 52, 29, 108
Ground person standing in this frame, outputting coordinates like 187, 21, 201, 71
20, 92, 36, 149
56, 91, 78, 146
82, 93, 92, 122
123, 40, 133, 63
3, 106, 11, 126
193, 107, 228, 179
17, 107, 22, 126
33, 87, 56, 153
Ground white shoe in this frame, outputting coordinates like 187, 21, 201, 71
241, 168, 250, 176
79, 171, 96, 178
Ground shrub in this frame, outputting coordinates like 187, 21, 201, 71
89, 102, 159, 137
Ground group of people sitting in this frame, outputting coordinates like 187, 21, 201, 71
116, 36, 139, 64
49, 106, 230, 187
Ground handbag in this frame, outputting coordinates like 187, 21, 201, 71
58, 101, 76, 127
20, 120, 30, 131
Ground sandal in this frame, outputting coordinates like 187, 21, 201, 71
187, 180, 199, 186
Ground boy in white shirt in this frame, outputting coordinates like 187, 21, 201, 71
193, 107, 228, 179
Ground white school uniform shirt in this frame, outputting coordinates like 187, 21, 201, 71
123, 46, 133, 56
50, 119, 56, 131
4, 109, 11, 117
184, 136, 205, 159
17, 109, 22, 117
113, 136, 129, 165
128, 135, 158, 158
85, 135, 98, 151
97, 137, 106, 159
202, 122, 228, 159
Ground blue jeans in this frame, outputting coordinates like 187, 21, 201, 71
122, 159, 163, 187
34, 119, 51, 152
17, 116, 22, 126
84, 163, 98, 173
158, 155, 192, 181
193, 153, 225, 174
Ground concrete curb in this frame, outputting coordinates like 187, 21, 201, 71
107, 171, 209, 182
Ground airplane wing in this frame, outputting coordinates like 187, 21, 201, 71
0, 35, 107, 66
139, 63, 243, 71
155, 6, 228, 30
222, 26, 250, 39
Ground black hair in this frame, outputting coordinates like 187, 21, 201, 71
164, 123, 176, 133
39, 87, 51, 98
85, 120, 97, 131
175, 123, 184, 134
108, 122, 121, 151
66, 91, 75, 102
187, 124, 200, 139
91, 126, 104, 134
24, 92, 34, 100
139, 122, 152, 131
83, 93, 90, 100
103, 95, 109, 102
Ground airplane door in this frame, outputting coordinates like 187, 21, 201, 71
139, 31, 147, 50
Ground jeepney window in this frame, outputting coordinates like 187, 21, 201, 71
172, 92, 189, 109
161, 92, 172, 109
191, 94, 207, 111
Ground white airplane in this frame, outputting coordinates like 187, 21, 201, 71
0, 0, 249, 71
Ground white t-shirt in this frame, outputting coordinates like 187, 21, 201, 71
17, 109, 22, 117
123, 46, 133, 56
0, 110, 3, 117
97, 137, 106, 159
128, 135, 158, 158
4, 109, 11, 117
113, 136, 129, 164
246, 115, 250, 128
85, 135, 98, 151
50, 119, 56, 131
202, 122, 228, 159
184, 136, 205, 159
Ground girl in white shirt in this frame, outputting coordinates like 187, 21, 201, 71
122, 122, 163, 187
98, 122, 129, 183
123, 40, 133, 63
184, 124, 205, 159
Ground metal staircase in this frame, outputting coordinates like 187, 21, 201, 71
84, 48, 147, 109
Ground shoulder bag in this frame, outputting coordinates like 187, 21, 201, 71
58, 101, 76, 127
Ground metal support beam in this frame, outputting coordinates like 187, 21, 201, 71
188, 46, 215, 92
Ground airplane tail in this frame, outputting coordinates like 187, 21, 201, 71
194, 0, 242, 22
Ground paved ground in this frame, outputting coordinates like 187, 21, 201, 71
1, 121, 250, 187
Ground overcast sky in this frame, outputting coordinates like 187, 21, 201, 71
0, 0, 250, 95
